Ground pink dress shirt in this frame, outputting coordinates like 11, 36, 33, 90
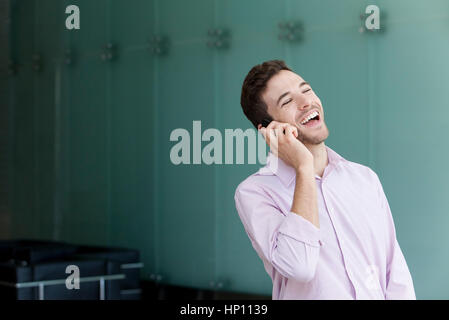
234, 145, 416, 300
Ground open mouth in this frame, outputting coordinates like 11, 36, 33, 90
300, 110, 321, 128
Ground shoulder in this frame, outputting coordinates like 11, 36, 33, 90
339, 159, 382, 187
234, 169, 282, 201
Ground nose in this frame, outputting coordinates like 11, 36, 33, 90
294, 92, 313, 111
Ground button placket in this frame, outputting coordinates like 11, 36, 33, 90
321, 181, 358, 299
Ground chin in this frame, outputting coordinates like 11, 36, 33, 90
301, 128, 329, 145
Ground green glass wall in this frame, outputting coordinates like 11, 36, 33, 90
7, 0, 449, 298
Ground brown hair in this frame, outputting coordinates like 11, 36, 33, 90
240, 60, 292, 128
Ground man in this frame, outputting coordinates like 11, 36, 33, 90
234, 60, 416, 300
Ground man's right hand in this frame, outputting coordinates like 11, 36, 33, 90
258, 121, 314, 172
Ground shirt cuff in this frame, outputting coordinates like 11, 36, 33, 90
278, 211, 323, 248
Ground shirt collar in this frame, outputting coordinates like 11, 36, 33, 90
260, 145, 347, 187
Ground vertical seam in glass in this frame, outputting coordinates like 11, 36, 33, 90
53, 62, 62, 240
285, 0, 291, 63
106, 0, 112, 245
8, 0, 16, 238
66, 0, 72, 242
213, 0, 219, 292
33, 0, 39, 238
153, 0, 161, 280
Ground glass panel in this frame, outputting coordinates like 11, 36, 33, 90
65, 57, 109, 245
10, 0, 37, 238
156, 0, 216, 289
215, 0, 288, 295
109, 0, 156, 278
375, 0, 449, 299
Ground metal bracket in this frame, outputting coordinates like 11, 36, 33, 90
101, 43, 117, 62
149, 273, 163, 283
64, 49, 74, 66
32, 54, 43, 72
207, 28, 230, 49
209, 278, 230, 291
148, 35, 169, 56
278, 21, 304, 42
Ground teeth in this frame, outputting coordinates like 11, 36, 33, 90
301, 111, 319, 125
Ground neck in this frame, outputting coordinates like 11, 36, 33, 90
304, 142, 328, 177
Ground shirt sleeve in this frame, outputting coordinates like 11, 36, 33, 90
375, 173, 416, 300
234, 181, 323, 283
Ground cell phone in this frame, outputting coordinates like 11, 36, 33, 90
260, 117, 293, 136
261, 117, 273, 128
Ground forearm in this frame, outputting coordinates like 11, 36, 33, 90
235, 173, 323, 283
290, 166, 320, 229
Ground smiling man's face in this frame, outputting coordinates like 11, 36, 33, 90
261, 70, 329, 145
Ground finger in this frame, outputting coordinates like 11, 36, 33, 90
265, 121, 275, 132
287, 125, 299, 137
285, 126, 297, 140
274, 127, 281, 134
263, 127, 274, 147
266, 121, 281, 131
265, 120, 287, 131
272, 129, 281, 151
268, 128, 278, 151
274, 128, 284, 141
259, 127, 267, 142
268, 121, 295, 136
278, 122, 293, 132
268, 128, 279, 146
292, 126, 298, 138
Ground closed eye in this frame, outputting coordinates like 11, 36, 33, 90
282, 98, 292, 107
303, 88, 311, 93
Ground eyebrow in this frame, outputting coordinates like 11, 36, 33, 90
276, 81, 310, 106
